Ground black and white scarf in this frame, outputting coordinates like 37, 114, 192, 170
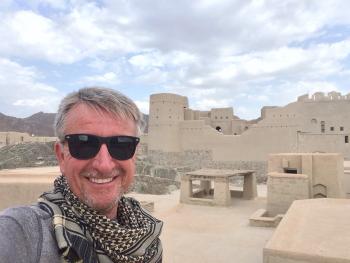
38, 175, 163, 263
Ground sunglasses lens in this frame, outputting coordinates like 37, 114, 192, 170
66, 134, 100, 160
108, 136, 137, 160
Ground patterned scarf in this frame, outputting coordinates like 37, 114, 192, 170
38, 175, 163, 263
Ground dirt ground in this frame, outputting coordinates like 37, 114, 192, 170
128, 185, 274, 263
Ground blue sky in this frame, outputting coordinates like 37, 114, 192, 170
1, 0, 350, 120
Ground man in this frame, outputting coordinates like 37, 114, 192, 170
0, 87, 163, 262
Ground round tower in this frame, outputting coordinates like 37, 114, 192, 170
148, 93, 188, 152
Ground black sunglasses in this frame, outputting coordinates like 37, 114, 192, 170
64, 134, 140, 160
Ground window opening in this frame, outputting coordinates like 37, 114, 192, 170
321, 121, 325, 133
284, 168, 297, 174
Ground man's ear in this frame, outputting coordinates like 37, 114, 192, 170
55, 141, 65, 174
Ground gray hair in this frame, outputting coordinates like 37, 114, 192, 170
55, 87, 142, 141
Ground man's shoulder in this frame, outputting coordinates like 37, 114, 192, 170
0, 205, 53, 250
0, 204, 51, 227
0, 205, 59, 262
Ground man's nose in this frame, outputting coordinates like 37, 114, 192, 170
92, 144, 116, 173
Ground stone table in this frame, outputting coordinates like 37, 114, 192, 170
180, 168, 257, 206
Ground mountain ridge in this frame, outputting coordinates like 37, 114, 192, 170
0, 112, 56, 136
0, 112, 149, 136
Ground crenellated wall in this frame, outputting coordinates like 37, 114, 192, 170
147, 91, 350, 164
298, 91, 350, 102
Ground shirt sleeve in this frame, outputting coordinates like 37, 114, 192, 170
0, 207, 41, 263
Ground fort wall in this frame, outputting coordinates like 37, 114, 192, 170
148, 93, 188, 152
147, 150, 267, 182
267, 153, 345, 215
147, 91, 350, 165
0, 131, 56, 147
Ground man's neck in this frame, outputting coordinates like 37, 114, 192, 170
100, 204, 118, 220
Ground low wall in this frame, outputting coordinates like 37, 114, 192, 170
147, 150, 268, 183
131, 175, 180, 195
0, 179, 54, 210
345, 169, 350, 198
0, 166, 59, 211
264, 198, 350, 263
267, 173, 309, 216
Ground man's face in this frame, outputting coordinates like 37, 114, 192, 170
55, 103, 137, 219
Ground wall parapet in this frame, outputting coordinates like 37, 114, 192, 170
147, 150, 267, 182
297, 91, 350, 102
150, 93, 188, 105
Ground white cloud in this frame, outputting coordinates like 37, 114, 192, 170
0, 10, 80, 63
32, 83, 58, 93
0, 0, 349, 120
13, 98, 49, 107
134, 100, 149, 114
1, 0, 349, 66
10, 0, 69, 10
0, 58, 61, 117
82, 72, 119, 85
193, 98, 233, 111
133, 68, 168, 84
188, 78, 204, 86
38, 0, 68, 10
210, 40, 350, 84
235, 106, 257, 120
129, 50, 197, 70
88, 58, 107, 71
282, 81, 339, 99
0, 3, 138, 64
236, 80, 340, 115
129, 52, 164, 70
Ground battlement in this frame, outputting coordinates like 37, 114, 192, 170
150, 93, 189, 106
210, 107, 234, 121
297, 91, 350, 102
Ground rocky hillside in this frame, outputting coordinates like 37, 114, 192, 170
0, 112, 149, 136
0, 142, 57, 169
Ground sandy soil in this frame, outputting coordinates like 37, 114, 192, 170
0, 166, 59, 183
128, 185, 274, 263
0, 166, 60, 176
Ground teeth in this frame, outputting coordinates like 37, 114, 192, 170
89, 177, 114, 184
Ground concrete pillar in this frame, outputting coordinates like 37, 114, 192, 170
243, 172, 257, 199
180, 175, 193, 203
301, 154, 313, 198
214, 177, 231, 206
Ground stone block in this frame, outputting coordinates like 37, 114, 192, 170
264, 199, 350, 263
267, 173, 309, 216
